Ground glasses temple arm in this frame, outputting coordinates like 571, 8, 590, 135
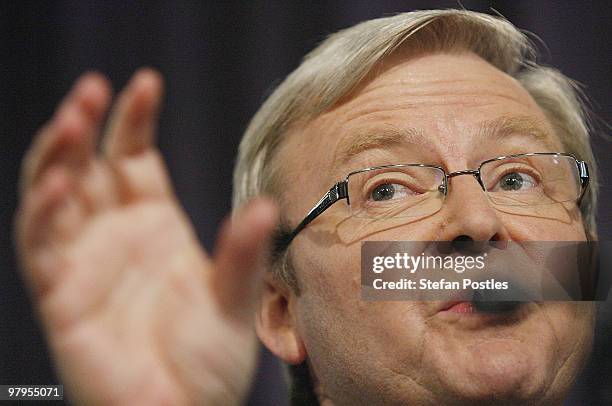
273, 181, 348, 257
577, 160, 590, 204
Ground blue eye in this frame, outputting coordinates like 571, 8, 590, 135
498, 172, 536, 191
370, 183, 413, 201
372, 183, 395, 201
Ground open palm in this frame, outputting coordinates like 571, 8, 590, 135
14, 70, 277, 405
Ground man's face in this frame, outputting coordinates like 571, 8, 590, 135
275, 52, 595, 405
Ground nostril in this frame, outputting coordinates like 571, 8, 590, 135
451, 235, 476, 252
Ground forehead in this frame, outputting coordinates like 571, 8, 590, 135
278, 52, 562, 196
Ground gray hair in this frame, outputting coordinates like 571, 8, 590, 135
232, 9, 599, 287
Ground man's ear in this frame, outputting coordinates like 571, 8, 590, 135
256, 272, 306, 365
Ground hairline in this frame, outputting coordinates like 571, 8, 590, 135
232, 10, 599, 292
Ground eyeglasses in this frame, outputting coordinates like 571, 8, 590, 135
274, 152, 590, 254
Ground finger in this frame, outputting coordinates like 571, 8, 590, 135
15, 166, 76, 296
21, 106, 83, 196
109, 149, 175, 202
21, 73, 111, 195
102, 68, 164, 160
101, 69, 167, 201
75, 161, 121, 214
17, 166, 71, 250
18, 167, 87, 253
211, 198, 278, 323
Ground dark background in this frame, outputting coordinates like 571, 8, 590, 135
1, 1, 610, 405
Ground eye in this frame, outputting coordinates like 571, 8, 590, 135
370, 183, 411, 201
496, 171, 537, 191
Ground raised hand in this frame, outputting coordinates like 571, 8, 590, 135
14, 70, 277, 405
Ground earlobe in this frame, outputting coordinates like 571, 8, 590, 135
256, 274, 306, 365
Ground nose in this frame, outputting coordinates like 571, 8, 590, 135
437, 173, 510, 243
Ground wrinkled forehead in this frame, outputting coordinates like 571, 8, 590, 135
277, 52, 563, 194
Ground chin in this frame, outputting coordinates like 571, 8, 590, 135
427, 337, 570, 405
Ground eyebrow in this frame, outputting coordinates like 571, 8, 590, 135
332, 125, 425, 170
476, 115, 558, 148
332, 115, 559, 171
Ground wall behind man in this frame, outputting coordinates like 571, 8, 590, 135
1, 1, 610, 405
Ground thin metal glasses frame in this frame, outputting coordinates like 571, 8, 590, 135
274, 152, 589, 254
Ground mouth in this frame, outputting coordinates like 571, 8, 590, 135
439, 301, 475, 314
437, 282, 529, 316
438, 300, 524, 315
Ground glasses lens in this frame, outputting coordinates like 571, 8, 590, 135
347, 165, 446, 219
480, 154, 581, 206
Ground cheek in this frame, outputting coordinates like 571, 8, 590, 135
498, 207, 586, 241
539, 302, 595, 367
294, 242, 362, 313
293, 242, 429, 371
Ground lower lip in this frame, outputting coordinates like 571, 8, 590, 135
438, 302, 525, 325
444, 302, 475, 314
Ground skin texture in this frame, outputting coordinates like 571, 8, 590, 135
14, 54, 595, 405
257, 52, 595, 405
14, 70, 279, 405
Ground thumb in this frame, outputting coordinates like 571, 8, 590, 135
211, 198, 278, 323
